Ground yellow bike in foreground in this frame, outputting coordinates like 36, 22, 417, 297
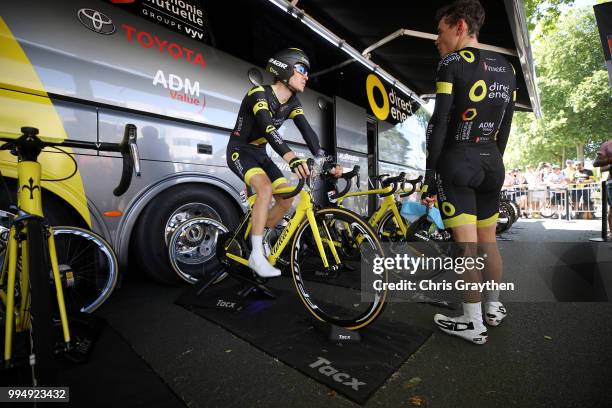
0, 126, 140, 385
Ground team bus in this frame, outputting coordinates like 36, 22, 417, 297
0, 0, 537, 285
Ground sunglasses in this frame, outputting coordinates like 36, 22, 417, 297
294, 64, 308, 76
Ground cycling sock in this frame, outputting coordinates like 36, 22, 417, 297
249, 234, 281, 278
463, 301, 483, 322
251, 235, 264, 257
485, 289, 500, 302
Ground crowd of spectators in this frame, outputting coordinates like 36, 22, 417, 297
502, 160, 598, 218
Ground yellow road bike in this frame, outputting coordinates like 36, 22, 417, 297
328, 170, 454, 282
0, 126, 140, 385
170, 159, 387, 330
331, 170, 424, 242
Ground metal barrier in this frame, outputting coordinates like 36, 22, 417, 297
566, 182, 601, 219
502, 183, 603, 221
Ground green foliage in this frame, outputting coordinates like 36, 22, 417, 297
506, 6, 612, 168
523, 0, 576, 32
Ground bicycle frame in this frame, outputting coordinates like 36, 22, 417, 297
224, 186, 340, 269
1, 159, 71, 363
336, 186, 410, 237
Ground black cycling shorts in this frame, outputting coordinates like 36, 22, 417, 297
436, 144, 505, 228
226, 140, 287, 188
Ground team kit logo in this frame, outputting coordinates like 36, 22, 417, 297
365, 74, 413, 123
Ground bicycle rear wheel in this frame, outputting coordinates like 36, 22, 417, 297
540, 200, 557, 218
51, 227, 118, 313
496, 201, 514, 234
290, 207, 386, 330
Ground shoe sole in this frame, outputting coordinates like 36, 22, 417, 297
434, 315, 488, 345
436, 326, 488, 344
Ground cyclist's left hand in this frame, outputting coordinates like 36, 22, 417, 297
329, 164, 343, 178
422, 195, 437, 208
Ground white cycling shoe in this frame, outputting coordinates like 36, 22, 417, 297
248, 253, 281, 278
434, 313, 488, 345
484, 302, 507, 326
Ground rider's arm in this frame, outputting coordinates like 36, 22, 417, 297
496, 66, 516, 156
289, 103, 322, 156
425, 55, 456, 173
248, 89, 292, 158
496, 93, 515, 156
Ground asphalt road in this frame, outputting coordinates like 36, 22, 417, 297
94, 218, 612, 408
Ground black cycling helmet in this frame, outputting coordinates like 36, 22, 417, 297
266, 48, 310, 81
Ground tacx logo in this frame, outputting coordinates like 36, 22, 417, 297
268, 58, 288, 69
483, 62, 507, 73
309, 357, 366, 391
216, 299, 239, 309
77, 9, 116, 35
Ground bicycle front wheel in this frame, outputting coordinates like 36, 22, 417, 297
51, 227, 118, 313
290, 208, 386, 330
377, 207, 405, 242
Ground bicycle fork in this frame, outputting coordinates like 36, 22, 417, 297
2, 219, 71, 364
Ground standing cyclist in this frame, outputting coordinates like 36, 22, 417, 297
422, 0, 516, 344
227, 48, 340, 278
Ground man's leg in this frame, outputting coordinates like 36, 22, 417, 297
451, 224, 480, 303
476, 224, 507, 326
248, 173, 281, 277
433, 222, 488, 344
266, 179, 293, 229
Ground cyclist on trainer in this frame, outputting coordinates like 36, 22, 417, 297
422, 0, 516, 344
227, 48, 341, 278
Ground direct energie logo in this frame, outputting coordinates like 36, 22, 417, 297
365, 74, 413, 123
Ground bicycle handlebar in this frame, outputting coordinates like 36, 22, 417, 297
113, 124, 141, 196
327, 165, 360, 200
399, 176, 423, 198
274, 158, 314, 200
0, 125, 141, 196
380, 172, 405, 197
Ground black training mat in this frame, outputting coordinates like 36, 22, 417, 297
176, 277, 432, 404
0, 316, 185, 408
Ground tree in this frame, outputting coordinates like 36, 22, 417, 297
523, 0, 575, 32
506, 6, 612, 168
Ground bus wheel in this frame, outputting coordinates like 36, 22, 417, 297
133, 185, 240, 285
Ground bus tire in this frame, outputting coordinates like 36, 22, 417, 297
133, 185, 241, 285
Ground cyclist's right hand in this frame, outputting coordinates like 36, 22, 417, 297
288, 156, 310, 179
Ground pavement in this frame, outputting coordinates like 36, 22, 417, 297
95, 218, 612, 408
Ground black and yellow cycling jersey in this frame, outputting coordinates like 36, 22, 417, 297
426, 47, 516, 228
227, 85, 321, 186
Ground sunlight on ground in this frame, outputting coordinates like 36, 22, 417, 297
518, 218, 602, 231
